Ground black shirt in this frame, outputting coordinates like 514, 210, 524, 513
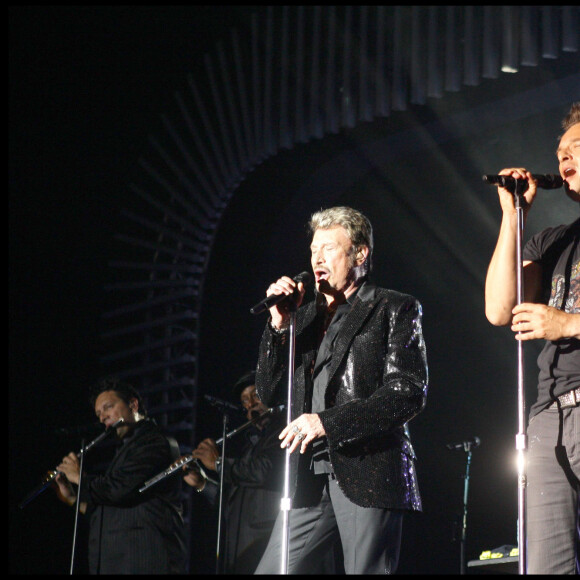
523, 218, 580, 418
310, 285, 362, 473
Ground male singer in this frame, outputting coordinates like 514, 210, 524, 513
253, 205, 428, 574
485, 102, 580, 574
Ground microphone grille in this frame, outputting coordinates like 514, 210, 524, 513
544, 174, 564, 189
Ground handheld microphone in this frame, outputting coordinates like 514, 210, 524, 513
483, 174, 563, 190
446, 436, 481, 451
250, 271, 311, 315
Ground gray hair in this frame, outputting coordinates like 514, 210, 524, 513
308, 206, 373, 277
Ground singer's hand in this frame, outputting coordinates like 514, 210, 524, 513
267, 275, 306, 329
192, 439, 220, 471
512, 303, 580, 341
279, 413, 326, 455
497, 168, 538, 213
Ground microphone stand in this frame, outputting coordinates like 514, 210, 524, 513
280, 300, 298, 575
70, 438, 85, 575
459, 441, 475, 575
215, 406, 229, 575
513, 181, 528, 575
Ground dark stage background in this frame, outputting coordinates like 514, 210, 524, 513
10, 6, 580, 575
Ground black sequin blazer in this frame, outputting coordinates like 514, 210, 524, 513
256, 283, 428, 510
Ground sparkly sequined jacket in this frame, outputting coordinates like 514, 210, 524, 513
256, 283, 428, 510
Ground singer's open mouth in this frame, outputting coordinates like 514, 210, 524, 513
563, 167, 576, 178
315, 269, 329, 282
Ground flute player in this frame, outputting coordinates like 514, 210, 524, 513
53, 377, 187, 574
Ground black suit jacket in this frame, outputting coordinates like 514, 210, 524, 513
81, 419, 187, 574
256, 282, 428, 510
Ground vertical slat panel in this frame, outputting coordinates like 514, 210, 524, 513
541, 6, 558, 59
231, 29, 255, 166
501, 6, 519, 73
309, 5, 323, 138
411, 6, 426, 104
128, 179, 208, 239
294, 5, 307, 143
150, 127, 214, 211
445, 6, 460, 91
463, 6, 480, 86
167, 98, 226, 195
562, 6, 579, 52
427, 6, 443, 98
216, 42, 247, 171
358, 5, 372, 122
279, 6, 291, 149
482, 6, 500, 79
187, 76, 231, 189
204, 53, 240, 181
325, 6, 339, 134
251, 14, 263, 161
374, 5, 389, 116
263, 7, 275, 155
520, 6, 539, 66
341, 6, 355, 128
137, 157, 213, 221
392, 6, 407, 110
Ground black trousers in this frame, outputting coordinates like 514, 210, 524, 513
526, 405, 579, 574
255, 474, 403, 575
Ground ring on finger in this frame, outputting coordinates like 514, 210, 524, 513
292, 425, 301, 434
297, 433, 306, 441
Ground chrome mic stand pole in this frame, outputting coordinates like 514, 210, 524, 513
281, 302, 298, 575
460, 442, 474, 575
70, 438, 85, 575
513, 182, 528, 575
215, 410, 229, 574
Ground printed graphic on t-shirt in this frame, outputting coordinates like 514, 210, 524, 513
549, 259, 580, 313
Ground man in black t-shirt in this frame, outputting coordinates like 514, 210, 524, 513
485, 102, 580, 574
523, 218, 580, 417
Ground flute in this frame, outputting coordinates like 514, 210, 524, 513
139, 405, 283, 493
19, 419, 124, 509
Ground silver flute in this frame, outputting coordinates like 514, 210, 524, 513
139, 405, 283, 493
19, 418, 124, 509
